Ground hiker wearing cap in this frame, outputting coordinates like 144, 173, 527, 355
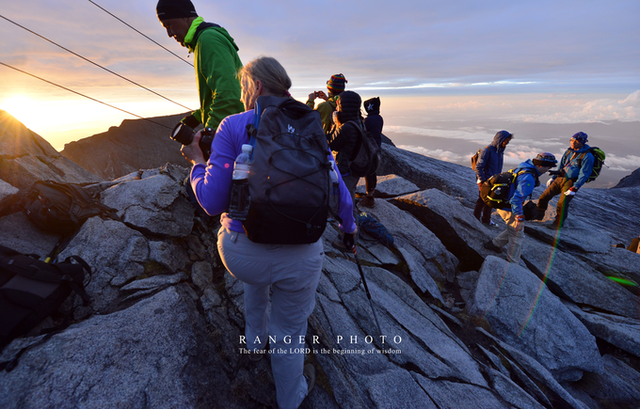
327, 90, 365, 206
474, 131, 513, 225
484, 153, 557, 263
535, 132, 594, 229
306, 73, 347, 133
156, 0, 243, 133
360, 97, 384, 208
181, 56, 356, 409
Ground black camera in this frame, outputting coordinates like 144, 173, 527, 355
171, 122, 214, 160
548, 169, 565, 177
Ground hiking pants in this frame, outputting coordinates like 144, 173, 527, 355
536, 177, 576, 226
343, 173, 360, 212
474, 186, 492, 224
492, 209, 525, 263
365, 173, 377, 196
217, 227, 324, 409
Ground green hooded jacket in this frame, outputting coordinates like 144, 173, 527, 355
185, 17, 244, 130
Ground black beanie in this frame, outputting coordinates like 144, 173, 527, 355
156, 0, 198, 20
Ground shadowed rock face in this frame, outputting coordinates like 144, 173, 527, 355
0, 110, 101, 190
613, 167, 640, 188
1, 117, 640, 409
60, 113, 189, 181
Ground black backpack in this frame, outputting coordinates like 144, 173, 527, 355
243, 96, 332, 244
0, 245, 92, 359
348, 121, 381, 178
23, 180, 120, 235
481, 169, 538, 209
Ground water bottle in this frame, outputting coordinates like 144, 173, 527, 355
228, 144, 253, 220
329, 161, 340, 215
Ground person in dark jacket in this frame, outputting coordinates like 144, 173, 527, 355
326, 90, 364, 206
474, 131, 513, 225
484, 153, 557, 263
535, 132, 595, 229
360, 97, 383, 208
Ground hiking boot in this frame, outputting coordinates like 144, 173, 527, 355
482, 220, 497, 227
532, 208, 545, 221
360, 195, 375, 208
303, 363, 316, 394
483, 240, 503, 253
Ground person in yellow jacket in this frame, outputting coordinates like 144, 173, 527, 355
306, 73, 347, 134
157, 0, 244, 132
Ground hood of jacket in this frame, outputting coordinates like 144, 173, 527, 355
184, 17, 239, 53
490, 130, 512, 152
515, 159, 543, 176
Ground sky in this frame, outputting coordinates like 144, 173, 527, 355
1, 0, 639, 186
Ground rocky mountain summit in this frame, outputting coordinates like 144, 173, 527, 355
1, 116, 640, 409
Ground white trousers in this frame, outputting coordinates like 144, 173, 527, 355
217, 227, 324, 409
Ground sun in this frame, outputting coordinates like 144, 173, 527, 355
2, 95, 33, 127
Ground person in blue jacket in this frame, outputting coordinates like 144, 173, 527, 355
474, 131, 513, 225
484, 153, 557, 263
535, 132, 594, 229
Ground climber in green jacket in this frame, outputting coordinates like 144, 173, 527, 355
157, 0, 244, 132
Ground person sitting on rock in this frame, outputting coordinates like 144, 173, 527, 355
474, 131, 513, 225
484, 153, 557, 263
535, 132, 594, 229
306, 73, 347, 133
360, 97, 384, 208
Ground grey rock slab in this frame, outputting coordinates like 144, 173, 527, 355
365, 370, 437, 409
58, 217, 149, 313
478, 327, 589, 409
569, 354, 640, 404
393, 188, 489, 272
0, 286, 238, 409
521, 239, 640, 318
362, 199, 458, 282
120, 271, 187, 292
356, 174, 420, 197
581, 246, 640, 285
564, 301, 640, 358
378, 144, 479, 205
486, 367, 546, 409
101, 172, 194, 237
467, 256, 603, 381
191, 260, 213, 291
0, 212, 60, 258
412, 373, 510, 409
0, 178, 18, 212
149, 240, 188, 272
394, 240, 444, 302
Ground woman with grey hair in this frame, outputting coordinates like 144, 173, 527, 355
181, 56, 356, 409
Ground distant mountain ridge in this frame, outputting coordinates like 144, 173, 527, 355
60, 113, 189, 180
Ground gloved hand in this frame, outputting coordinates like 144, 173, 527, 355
564, 187, 577, 196
514, 215, 525, 231
546, 177, 555, 187
342, 233, 356, 251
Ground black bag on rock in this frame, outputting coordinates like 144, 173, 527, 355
23, 180, 120, 235
0, 245, 92, 354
